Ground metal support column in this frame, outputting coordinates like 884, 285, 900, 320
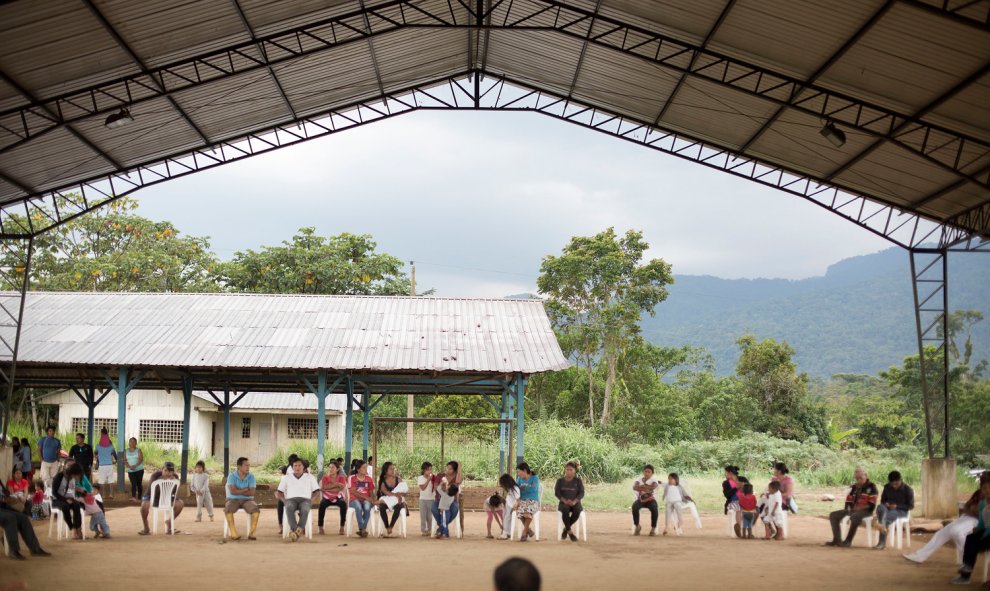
499, 390, 508, 475
315, 370, 328, 478
362, 388, 370, 462
223, 385, 231, 477
0, 236, 33, 442
111, 367, 143, 492
515, 372, 525, 466
180, 377, 193, 484
909, 248, 951, 458
86, 384, 96, 444
344, 375, 354, 473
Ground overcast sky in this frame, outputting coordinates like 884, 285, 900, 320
135, 110, 895, 297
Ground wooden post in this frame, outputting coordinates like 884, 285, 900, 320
371, 419, 378, 481
440, 423, 445, 468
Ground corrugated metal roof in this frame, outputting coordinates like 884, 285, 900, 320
11, 291, 570, 373
190, 390, 352, 412
0, 0, 987, 238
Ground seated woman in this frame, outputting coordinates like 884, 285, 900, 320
348, 459, 375, 537
951, 474, 990, 585
555, 461, 584, 542
906, 471, 989, 564
318, 461, 348, 535
632, 465, 660, 536
51, 462, 85, 539
377, 461, 407, 537
431, 461, 462, 539
515, 462, 541, 542
5, 467, 31, 515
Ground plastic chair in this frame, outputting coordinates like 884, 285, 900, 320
345, 504, 378, 537
222, 508, 251, 539
2, 533, 8, 556
375, 505, 408, 538
840, 514, 874, 547
150, 479, 179, 535
669, 501, 702, 535
48, 505, 84, 541
889, 516, 911, 550
981, 551, 989, 583
280, 505, 314, 540
556, 510, 588, 542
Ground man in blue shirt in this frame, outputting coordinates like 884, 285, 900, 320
36, 426, 61, 487
225, 457, 260, 540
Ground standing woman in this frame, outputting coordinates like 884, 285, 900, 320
772, 462, 796, 513
722, 465, 742, 538
377, 461, 407, 537
125, 437, 145, 503
555, 461, 584, 542
516, 462, 541, 542
19, 438, 33, 484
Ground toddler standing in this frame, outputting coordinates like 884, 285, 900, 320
738, 483, 758, 539
761, 480, 784, 540
190, 460, 214, 522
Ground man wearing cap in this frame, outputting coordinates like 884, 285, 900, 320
138, 461, 184, 535
225, 457, 261, 540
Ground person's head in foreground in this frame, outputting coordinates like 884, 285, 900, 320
853, 467, 868, 485
887, 470, 902, 488
494, 557, 540, 591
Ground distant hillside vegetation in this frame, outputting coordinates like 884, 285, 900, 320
638, 247, 990, 377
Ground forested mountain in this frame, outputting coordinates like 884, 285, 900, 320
639, 247, 990, 377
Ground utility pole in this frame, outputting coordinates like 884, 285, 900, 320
407, 261, 416, 450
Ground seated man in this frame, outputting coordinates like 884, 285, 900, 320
276, 458, 319, 541
631, 464, 659, 536
139, 461, 184, 535
0, 483, 51, 560
875, 470, 914, 549
826, 466, 878, 547
225, 457, 260, 540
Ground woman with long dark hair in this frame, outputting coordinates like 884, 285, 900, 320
722, 465, 742, 538
52, 462, 85, 539
431, 461, 461, 539
348, 459, 375, 537
377, 461, 407, 537
516, 462, 541, 542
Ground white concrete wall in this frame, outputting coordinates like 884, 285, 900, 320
47, 389, 346, 466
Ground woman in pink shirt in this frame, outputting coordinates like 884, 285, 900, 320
318, 461, 348, 535
772, 462, 796, 512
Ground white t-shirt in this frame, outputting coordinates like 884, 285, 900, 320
278, 472, 320, 500
437, 481, 457, 511
417, 474, 437, 496
763, 491, 782, 516
504, 486, 520, 509
632, 476, 659, 502
664, 483, 684, 504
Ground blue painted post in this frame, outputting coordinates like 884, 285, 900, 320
499, 390, 507, 475
344, 376, 354, 473
115, 368, 128, 493
362, 388, 370, 462
180, 377, 193, 484
315, 370, 328, 478
223, 386, 231, 478
86, 384, 95, 446
515, 373, 525, 466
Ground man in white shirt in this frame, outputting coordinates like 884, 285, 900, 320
276, 458, 320, 541
631, 465, 660, 536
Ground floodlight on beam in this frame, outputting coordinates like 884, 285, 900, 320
820, 121, 846, 148
104, 108, 133, 129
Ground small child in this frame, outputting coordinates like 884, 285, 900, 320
738, 483, 758, 539
85, 484, 110, 538
190, 460, 214, 522
662, 473, 696, 536
31, 486, 48, 520
498, 473, 520, 539
417, 462, 438, 536
761, 481, 783, 540
485, 493, 504, 538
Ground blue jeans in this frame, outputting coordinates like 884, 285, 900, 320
89, 512, 110, 535
349, 500, 373, 530
742, 511, 757, 529
431, 501, 459, 536
876, 505, 908, 527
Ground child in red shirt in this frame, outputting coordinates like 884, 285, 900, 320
738, 483, 758, 539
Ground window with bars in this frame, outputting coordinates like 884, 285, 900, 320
241, 417, 251, 439
286, 418, 331, 440
71, 417, 118, 437
138, 420, 184, 444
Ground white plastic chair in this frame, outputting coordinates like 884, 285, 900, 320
556, 510, 588, 542
222, 508, 251, 539
840, 514, 874, 547
981, 551, 989, 583
280, 505, 314, 540
512, 483, 543, 541
376, 505, 408, 538
150, 479, 179, 535
49, 504, 85, 541
668, 501, 701, 535
345, 503, 378, 537
889, 516, 911, 550
2, 532, 8, 556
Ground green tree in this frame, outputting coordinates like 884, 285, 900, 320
6, 196, 220, 292
220, 227, 421, 295
537, 228, 673, 426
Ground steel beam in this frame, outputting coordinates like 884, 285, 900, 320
0, 236, 32, 442
909, 248, 951, 458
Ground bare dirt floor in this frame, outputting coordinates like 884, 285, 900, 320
0, 506, 976, 591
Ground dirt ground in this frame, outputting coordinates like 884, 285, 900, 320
0, 505, 975, 590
